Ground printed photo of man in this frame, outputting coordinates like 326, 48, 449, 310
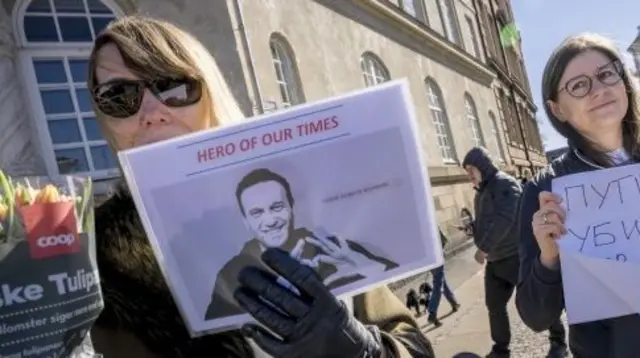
204, 168, 399, 321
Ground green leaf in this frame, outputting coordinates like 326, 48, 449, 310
0, 171, 15, 243
78, 177, 93, 234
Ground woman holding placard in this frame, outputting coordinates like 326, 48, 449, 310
516, 33, 640, 357
85, 15, 434, 358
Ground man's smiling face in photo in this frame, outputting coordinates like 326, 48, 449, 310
240, 180, 293, 247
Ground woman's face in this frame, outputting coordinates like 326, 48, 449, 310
548, 50, 628, 148
93, 43, 209, 151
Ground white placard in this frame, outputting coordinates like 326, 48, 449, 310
553, 163, 640, 324
118, 79, 443, 336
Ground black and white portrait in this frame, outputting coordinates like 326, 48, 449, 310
203, 168, 399, 321
144, 125, 440, 334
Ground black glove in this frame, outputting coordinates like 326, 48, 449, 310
233, 248, 383, 358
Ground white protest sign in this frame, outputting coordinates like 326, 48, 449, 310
552, 163, 640, 324
118, 79, 443, 336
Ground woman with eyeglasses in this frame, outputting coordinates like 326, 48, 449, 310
87, 16, 434, 358
516, 33, 640, 357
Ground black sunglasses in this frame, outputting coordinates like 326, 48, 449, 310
558, 60, 624, 99
92, 77, 203, 118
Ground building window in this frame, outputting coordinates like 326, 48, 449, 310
521, 106, 534, 150
399, 0, 428, 24
464, 94, 485, 148
360, 52, 390, 87
489, 110, 506, 162
436, 0, 462, 46
16, 0, 120, 179
426, 78, 457, 163
465, 15, 482, 58
269, 35, 305, 108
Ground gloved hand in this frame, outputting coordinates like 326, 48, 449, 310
233, 248, 384, 358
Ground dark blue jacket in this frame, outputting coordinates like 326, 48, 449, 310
516, 148, 640, 357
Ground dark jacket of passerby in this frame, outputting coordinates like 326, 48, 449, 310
516, 149, 640, 357
462, 148, 523, 262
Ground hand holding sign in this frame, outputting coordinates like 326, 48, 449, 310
552, 163, 640, 324
235, 248, 383, 358
532, 191, 567, 269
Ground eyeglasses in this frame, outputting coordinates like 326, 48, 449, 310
92, 77, 203, 118
558, 60, 624, 99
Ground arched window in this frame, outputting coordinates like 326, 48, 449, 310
269, 34, 304, 108
425, 78, 457, 163
360, 52, 390, 87
464, 94, 485, 148
15, 0, 121, 179
489, 110, 506, 162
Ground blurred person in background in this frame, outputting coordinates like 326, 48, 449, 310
463, 147, 566, 358
426, 228, 460, 327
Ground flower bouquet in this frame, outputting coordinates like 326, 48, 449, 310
0, 170, 103, 357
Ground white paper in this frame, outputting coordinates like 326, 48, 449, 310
552, 163, 640, 324
117, 79, 443, 336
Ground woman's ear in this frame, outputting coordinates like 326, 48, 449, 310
547, 99, 566, 122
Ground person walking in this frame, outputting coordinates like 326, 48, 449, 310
426, 228, 460, 327
463, 147, 567, 358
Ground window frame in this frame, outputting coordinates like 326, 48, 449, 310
425, 78, 457, 164
464, 15, 481, 59
464, 94, 485, 148
399, 0, 428, 24
269, 35, 305, 108
13, 0, 122, 180
436, 0, 462, 46
360, 52, 390, 87
12, 0, 125, 48
488, 110, 506, 163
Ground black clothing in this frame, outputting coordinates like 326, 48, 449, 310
485, 255, 565, 355
205, 228, 399, 320
93, 185, 253, 357
236, 249, 384, 358
463, 147, 522, 262
406, 289, 421, 314
516, 148, 640, 357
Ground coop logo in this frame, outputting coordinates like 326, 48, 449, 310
36, 234, 76, 248
20, 201, 82, 259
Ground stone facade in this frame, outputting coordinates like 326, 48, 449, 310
0, 0, 545, 246
475, 0, 546, 179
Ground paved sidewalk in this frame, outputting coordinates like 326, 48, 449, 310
417, 269, 570, 358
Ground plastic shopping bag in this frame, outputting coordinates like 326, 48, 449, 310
0, 171, 103, 357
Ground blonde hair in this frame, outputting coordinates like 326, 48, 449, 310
87, 16, 245, 148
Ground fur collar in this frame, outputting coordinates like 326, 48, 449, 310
94, 184, 253, 357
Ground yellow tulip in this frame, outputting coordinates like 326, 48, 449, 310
0, 203, 7, 221
35, 184, 61, 204
14, 186, 30, 206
